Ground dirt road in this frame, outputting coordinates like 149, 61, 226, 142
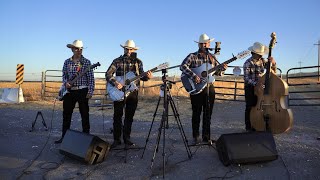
0, 100, 319, 179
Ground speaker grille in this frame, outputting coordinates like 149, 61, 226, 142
60, 130, 110, 164
216, 132, 278, 166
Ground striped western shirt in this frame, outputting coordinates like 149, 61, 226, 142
180, 50, 223, 81
243, 57, 268, 86
105, 55, 148, 87
62, 56, 95, 96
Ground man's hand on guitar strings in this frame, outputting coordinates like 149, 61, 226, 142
115, 81, 123, 90
222, 63, 228, 70
256, 82, 265, 93
66, 82, 72, 88
268, 56, 276, 66
146, 70, 153, 79
194, 75, 201, 84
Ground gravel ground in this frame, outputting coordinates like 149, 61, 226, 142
0, 99, 319, 180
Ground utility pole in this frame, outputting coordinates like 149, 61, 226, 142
298, 61, 303, 76
314, 40, 320, 81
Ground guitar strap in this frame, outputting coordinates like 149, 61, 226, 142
135, 60, 141, 88
195, 51, 220, 65
79, 56, 84, 68
134, 59, 139, 76
208, 53, 220, 66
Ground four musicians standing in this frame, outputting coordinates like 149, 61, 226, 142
57, 35, 279, 146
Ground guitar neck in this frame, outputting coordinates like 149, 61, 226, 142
208, 56, 237, 74
264, 34, 276, 95
263, 58, 272, 95
69, 68, 91, 85
128, 67, 157, 83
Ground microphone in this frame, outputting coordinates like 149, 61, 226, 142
214, 42, 221, 55
130, 52, 137, 59
200, 42, 221, 53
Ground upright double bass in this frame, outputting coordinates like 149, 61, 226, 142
250, 32, 293, 134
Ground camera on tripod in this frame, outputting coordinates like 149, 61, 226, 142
159, 69, 173, 97
141, 67, 192, 174
160, 82, 172, 97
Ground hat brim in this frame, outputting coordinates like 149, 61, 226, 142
120, 44, 139, 50
67, 44, 83, 49
194, 38, 215, 43
248, 46, 269, 56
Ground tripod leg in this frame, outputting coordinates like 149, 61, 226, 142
141, 96, 162, 159
124, 145, 128, 163
39, 112, 48, 130
30, 112, 40, 132
150, 111, 165, 169
169, 97, 192, 158
162, 111, 166, 179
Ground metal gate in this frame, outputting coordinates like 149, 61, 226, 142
41, 70, 111, 107
41, 65, 320, 107
286, 65, 320, 106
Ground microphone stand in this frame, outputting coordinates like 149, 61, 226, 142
204, 48, 212, 145
205, 42, 220, 144
121, 55, 129, 162
112, 54, 141, 163
188, 43, 221, 148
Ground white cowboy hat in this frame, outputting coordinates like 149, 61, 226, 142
67, 40, 83, 49
248, 42, 269, 56
194, 34, 215, 43
120, 40, 139, 50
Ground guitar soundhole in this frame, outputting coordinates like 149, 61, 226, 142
201, 71, 207, 78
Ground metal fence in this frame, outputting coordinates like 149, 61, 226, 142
286, 65, 320, 106
42, 70, 110, 107
41, 65, 320, 106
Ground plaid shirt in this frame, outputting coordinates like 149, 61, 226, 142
62, 56, 95, 96
180, 50, 223, 80
243, 57, 267, 86
105, 55, 148, 87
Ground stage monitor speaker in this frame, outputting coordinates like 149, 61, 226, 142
216, 131, 278, 166
60, 129, 110, 164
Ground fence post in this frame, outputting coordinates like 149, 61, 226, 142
234, 80, 237, 101
41, 71, 45, 99
142, 81, 145, 95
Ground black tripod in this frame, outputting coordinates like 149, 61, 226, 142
141, 69, 192, 178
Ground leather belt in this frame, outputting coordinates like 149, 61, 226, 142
70, 86, 88, 90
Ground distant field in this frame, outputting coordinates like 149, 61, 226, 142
0, 79, 243, 101
0, 75, 319, 102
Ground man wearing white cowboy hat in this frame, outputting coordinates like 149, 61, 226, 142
55, 40, 95, 144
243, 42, 277, 131
106, 39, 152, 148
180, 33, 228, 144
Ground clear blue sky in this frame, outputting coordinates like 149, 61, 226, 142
1, 0, 320, 81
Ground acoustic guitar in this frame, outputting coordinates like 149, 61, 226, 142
181, 50, 250, 95
107, 62, 168, 101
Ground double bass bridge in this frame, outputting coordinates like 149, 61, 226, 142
258, 100, 280, 113
258, 100, 274, 111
